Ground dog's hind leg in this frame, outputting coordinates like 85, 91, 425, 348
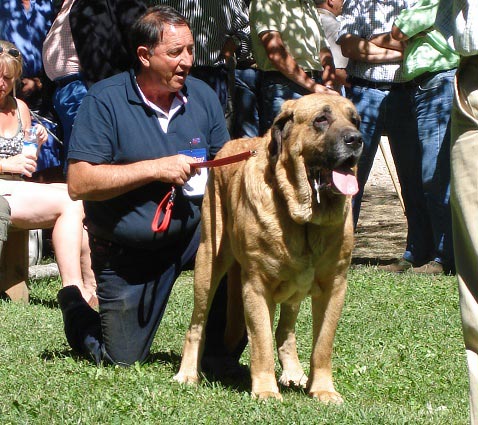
307, 276, 346, 404
276, 302, 308, 388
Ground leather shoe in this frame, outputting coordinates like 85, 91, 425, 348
410, 260, 444, 275
378, 259, 413, 273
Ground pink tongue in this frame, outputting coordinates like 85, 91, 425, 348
332, 170, 359, 195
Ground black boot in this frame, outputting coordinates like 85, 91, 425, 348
57, 286, 103, 364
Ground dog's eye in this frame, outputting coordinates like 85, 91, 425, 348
351, 116, 361, 129
313, 115, 328, 130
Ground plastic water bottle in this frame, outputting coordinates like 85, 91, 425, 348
22, 127, 38, 156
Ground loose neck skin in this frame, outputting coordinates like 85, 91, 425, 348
135, 72, 176, 113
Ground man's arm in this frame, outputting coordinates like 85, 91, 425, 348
260, 30, 337, 94
319, 47, 336, 88
340, 33, 404, 63
368, 32, 405, 50
67, 155, 198, 201
335, 69, 349, 88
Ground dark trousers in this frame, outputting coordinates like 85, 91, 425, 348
84, 224, 242, 365
190, 66, 228, 113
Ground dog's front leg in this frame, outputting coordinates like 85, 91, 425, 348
276, 302, 308, 388
173, 290, 209, 384
307, 277, 346, 404
174, 247, 223, 384
242, 277, 282, 400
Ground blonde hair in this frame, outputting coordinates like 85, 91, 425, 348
0, 40, 23, 97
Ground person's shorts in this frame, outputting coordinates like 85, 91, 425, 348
0, 195, 11, 243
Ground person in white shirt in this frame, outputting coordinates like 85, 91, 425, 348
315, 0, 348, 92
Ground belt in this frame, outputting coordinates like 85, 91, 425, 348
348, 76, 404, 91
404, 70, 449, 87
236, 60, 257, 70
54, 73, 83, 88
305, 70, 322, 80
262, 70, 323, 81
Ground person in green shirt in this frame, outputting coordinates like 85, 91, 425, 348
390, 0, 458, 274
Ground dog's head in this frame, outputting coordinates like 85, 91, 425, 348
267, 94, 363, 224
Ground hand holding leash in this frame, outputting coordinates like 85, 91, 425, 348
152, 150, 256, 233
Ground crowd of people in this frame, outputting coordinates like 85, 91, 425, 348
0, 1, 476, 422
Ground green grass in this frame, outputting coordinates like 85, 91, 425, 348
0, 268, 469, 424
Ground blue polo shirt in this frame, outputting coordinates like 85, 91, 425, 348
68, 70, 229, 249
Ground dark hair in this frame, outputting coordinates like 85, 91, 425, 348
129, 5, 191, 70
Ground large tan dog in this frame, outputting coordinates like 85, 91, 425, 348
174, 94, 363, 402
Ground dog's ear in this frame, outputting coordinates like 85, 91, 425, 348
268, 103, 295, 164
268, 101, 315, 224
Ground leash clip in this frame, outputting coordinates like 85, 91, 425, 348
168, 186, 176, 204
151, 186, 176, 233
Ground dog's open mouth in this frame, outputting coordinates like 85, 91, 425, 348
309, 163, 359, 204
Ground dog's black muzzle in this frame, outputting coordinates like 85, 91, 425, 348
330, 129, 363, 170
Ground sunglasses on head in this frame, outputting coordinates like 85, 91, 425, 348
0, 46, 20, 58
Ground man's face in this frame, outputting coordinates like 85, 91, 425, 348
148, 24, 194, 92
333, 0, 344, 15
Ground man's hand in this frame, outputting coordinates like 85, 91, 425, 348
311, 84, 340, 95
221, 36, 239, 61
153, 154, 200, 186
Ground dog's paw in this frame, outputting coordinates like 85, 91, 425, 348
278, 370, 308, 388
173, 371, 200, 385
252, 391, 283, 401
309, 390, 344, 404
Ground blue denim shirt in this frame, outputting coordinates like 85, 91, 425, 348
0, 0, 54, 77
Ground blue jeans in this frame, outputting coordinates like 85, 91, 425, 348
409, 69, 455, 267
190, 66, 228, 113
259, 71, 321, 136
348, 84, 431, 265
53, 77, 88, 171
231, 67, 260, 139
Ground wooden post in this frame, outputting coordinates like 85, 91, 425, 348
0, 228, 30, 303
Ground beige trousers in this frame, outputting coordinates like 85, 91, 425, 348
451, 55, 478, 425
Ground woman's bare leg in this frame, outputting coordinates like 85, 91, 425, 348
5, 180, 96, 303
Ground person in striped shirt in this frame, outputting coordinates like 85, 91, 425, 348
159, 0, 250, 113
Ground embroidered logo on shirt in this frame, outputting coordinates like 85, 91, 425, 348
191, 137, 201, 145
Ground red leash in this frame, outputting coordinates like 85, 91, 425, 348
151, 150, 256, 233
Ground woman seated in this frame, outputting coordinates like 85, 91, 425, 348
0, 40, 97, 307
